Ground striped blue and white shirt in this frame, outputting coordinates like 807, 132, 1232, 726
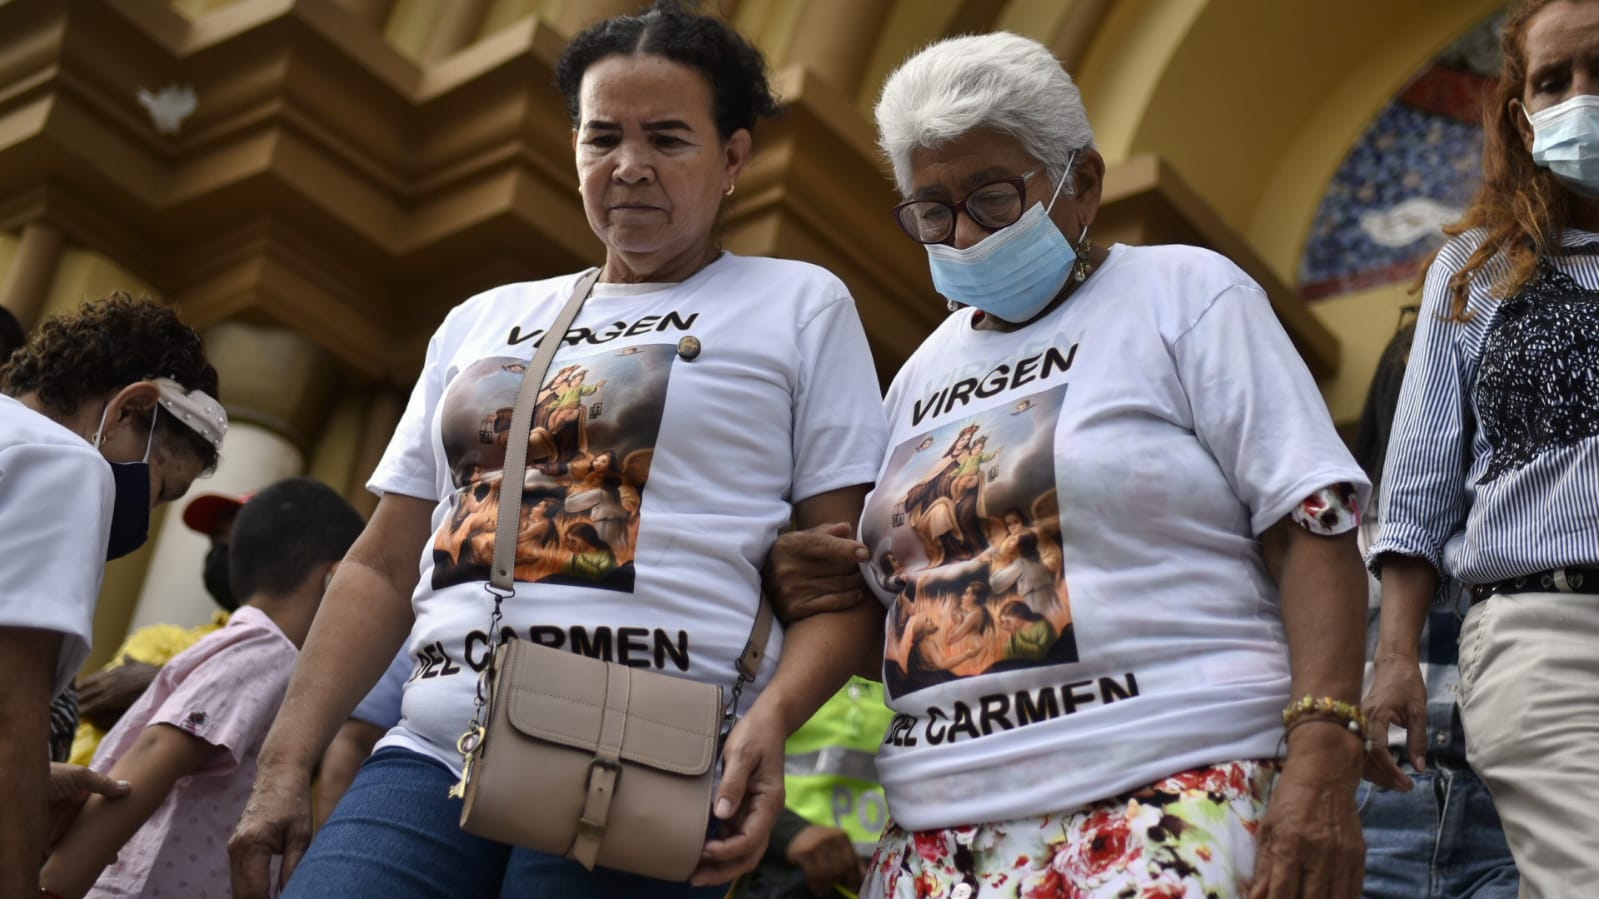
1370, 228, 1599, 586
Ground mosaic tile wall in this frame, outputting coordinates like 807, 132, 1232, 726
1298, 10, 1505, 300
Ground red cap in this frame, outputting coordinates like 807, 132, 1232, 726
182, 492, 249, 537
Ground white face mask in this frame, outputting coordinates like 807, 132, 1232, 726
1525, 94, 1599, 198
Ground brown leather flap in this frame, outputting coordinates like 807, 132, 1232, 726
499, 641, 722, 776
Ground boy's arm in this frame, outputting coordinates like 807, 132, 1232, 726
41, 724, 221, 898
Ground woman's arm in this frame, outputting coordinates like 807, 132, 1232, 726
1362, 554, 1439, 790
694, 485, 883, 886
1252, 521, 1367, 899
41, 725, 221, 898
227, 493, 433, 899
0, 628, 58, 899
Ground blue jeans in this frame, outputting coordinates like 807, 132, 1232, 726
1357, 760, 1519, 899
286, 748, 728, 899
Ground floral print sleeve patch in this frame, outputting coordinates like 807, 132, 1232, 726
863, 759, 1279, 899
1289, 482, 1360, 536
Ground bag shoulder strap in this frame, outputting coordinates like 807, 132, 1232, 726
487, 267, 773, 681
491, 268, 600, 591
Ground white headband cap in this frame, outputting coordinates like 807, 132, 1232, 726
152, 377, 227, 451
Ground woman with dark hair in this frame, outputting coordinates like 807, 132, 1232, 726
228, 3, 886, 897
0, 293, 223, 895
1367, 1, 1599, 893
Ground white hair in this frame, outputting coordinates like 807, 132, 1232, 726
875, 32, 1095, 198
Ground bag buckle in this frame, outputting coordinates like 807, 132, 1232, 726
587, 756, 621, 778
577, 757, 622, 839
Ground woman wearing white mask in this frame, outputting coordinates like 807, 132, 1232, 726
767, 31, 1370, 899
1367, 1, 1599, 895
0, 292, 224, 895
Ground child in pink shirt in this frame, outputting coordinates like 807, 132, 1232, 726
42, 479, 366, 898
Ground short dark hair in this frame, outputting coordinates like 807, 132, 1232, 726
556, 0, 780, 140
229, 478, 365, 600
0, 307, 24, 364
0, 293, 220, 471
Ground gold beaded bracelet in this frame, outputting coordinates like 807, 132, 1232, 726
1281, 695, 1369, 743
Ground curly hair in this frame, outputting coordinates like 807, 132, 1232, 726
1, 292, 220, 469
555, 0, 780, 141
1424, 0, 1576, 319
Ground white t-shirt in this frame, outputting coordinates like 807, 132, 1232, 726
0, 395, 113, 695
370, 253, 888, 772
859, 244, 1369, 830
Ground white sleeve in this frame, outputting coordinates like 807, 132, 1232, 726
789, 295, 890, 503
368, 329, 447, 502
0, 442, 112, 693
1173, 283, 1371, 534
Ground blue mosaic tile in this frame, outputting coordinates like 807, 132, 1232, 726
1299, 99, 1483, 298
1298, 9, 1505, 300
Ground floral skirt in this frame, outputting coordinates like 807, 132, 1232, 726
863, 759, 1279, 899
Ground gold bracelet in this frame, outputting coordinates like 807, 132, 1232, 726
1281, 695, 1368, 741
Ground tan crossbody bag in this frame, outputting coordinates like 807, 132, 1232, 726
447, 268, 775, 882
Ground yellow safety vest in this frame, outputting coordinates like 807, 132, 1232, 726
783, 677, 896, 855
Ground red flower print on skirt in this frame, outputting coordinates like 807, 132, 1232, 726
863, 760, 1278, 899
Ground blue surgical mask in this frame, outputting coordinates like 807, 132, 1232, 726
925, 163, 1077, 322
93, 402, 156, 561
1526, 94, 1599, 198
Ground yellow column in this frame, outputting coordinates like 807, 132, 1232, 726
0, 223, 64, 329
782, 0, 893, 97
126, 422, 305, 631
126, 321, 338, 630
307, 384, 404, 518
350, 387, 405, 518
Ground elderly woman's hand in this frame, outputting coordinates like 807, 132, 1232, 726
1250, 724, 1364, 899
228, 760, 315, 899
762, 522, 871, 623
693, 703, 786, 885
47, 762, 130, 846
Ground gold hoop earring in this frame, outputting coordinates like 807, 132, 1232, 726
725, 184, 736, 197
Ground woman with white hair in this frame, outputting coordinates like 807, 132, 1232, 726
769, 32, 1370, 898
